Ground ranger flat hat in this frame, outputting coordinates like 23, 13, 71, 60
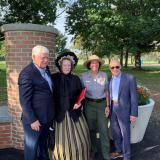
83, 54, 105, 68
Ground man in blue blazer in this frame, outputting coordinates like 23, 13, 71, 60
18, 45, 55, 160
109, 60, 138, 160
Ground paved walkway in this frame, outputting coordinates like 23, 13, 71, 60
131, 91, 160, 160
0, 92, 159, 160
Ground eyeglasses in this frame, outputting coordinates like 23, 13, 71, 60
110, 66, 120, 70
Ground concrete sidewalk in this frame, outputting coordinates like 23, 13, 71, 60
131, 114, 160, 160
0, 115, 159, 160
0, 128, 159, 160
0, 94, 160, 160
131, 92, 160, 160
0, 118, 159, 160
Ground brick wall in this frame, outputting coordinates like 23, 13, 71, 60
1, 24, 57, 149
0, 122, 12, 149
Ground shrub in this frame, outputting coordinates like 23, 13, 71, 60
137, 85, 150, 106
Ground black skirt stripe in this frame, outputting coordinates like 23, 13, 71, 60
49, 111, 90, 160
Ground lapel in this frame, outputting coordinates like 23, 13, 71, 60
108, 76, 112, 105
31, 62, 44, 80
45, 67, 53, 92
118, 73, 125, 99
45, 66, 52, 78
31, 63, 52, 92
108, 76, 112, 92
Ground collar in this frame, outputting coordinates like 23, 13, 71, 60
88, 70, 100, 77
33, 62, 46, 74
112, 72, 121, 79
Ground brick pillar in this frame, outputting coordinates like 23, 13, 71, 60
0, 122, 12, 149
1, 23, 58, 149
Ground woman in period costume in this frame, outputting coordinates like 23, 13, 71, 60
49, 52, 90, 160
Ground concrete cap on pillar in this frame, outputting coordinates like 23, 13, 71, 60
0, 23, 59, 34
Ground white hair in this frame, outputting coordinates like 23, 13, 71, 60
32, 45, 49, 56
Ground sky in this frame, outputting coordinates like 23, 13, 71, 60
54, 7, 74, 48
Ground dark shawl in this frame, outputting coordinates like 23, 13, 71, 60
52, 72, 82, 122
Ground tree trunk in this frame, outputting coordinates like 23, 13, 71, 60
120, 50, 123, 66
124, 49, 129, 68
135, 51, 142, 69
131, 56, 134, 64
107, 53, 111, 65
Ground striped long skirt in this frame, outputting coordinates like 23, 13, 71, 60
49, 111, 91, 160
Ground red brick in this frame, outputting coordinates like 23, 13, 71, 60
28, 36, 41, 41
4, 28, 56, 149
34, 32, 45, 36
22, 48, 32, 52
21, 31, 34, 36
7, 32, 20, 36
17, 35, 27, 40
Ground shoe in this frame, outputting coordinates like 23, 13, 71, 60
94, 152, 100, 159
90, 152, 94, 160
110, 152, 123, 159
90, 152, 101, 160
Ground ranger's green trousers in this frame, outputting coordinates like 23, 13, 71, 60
84, 100, 110, 160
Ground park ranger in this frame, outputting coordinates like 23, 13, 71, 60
81, 55, 110, 160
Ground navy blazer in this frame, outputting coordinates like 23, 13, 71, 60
18, 62, 55, 124
109, 73, 138, 119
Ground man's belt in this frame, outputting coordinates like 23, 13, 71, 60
85, 97, 106, 103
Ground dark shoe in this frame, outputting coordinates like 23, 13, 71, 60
90, 152, 95, 160
90, 152, 101, 160
110, 152, 123, 159
94, 152, 100, 159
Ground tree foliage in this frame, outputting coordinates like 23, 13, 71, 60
0, 0, 68, 54
0, 41, 5, 57
56, 33, 67, 54
66, 0, 118, 57
66, 0, 160, 68
0, 0, 67, 25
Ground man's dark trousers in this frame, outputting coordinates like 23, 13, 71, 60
23, 121, 50, 160
111, 104, 131, 160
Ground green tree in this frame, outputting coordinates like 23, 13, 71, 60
119, 0, 160, 68
0, 41, 5, 58
66, 0, 160, 69
71, 35, 91, 59
0, 0, 68, 43
0, 0, 67, 25
56, 33, 67, 54
66, 1, 126, 54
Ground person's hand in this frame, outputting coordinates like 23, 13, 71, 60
105, 106, 110, 118
31, 120, 41, 131
130, 116, 137, 123
73, 103, 81, 110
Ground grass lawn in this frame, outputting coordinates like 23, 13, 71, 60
0, 61, 7, 105
74, 64, 160, 93
0, 61, 6, 87
0, 61, 160, 104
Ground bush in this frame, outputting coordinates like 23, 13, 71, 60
137, 85, 150, 106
